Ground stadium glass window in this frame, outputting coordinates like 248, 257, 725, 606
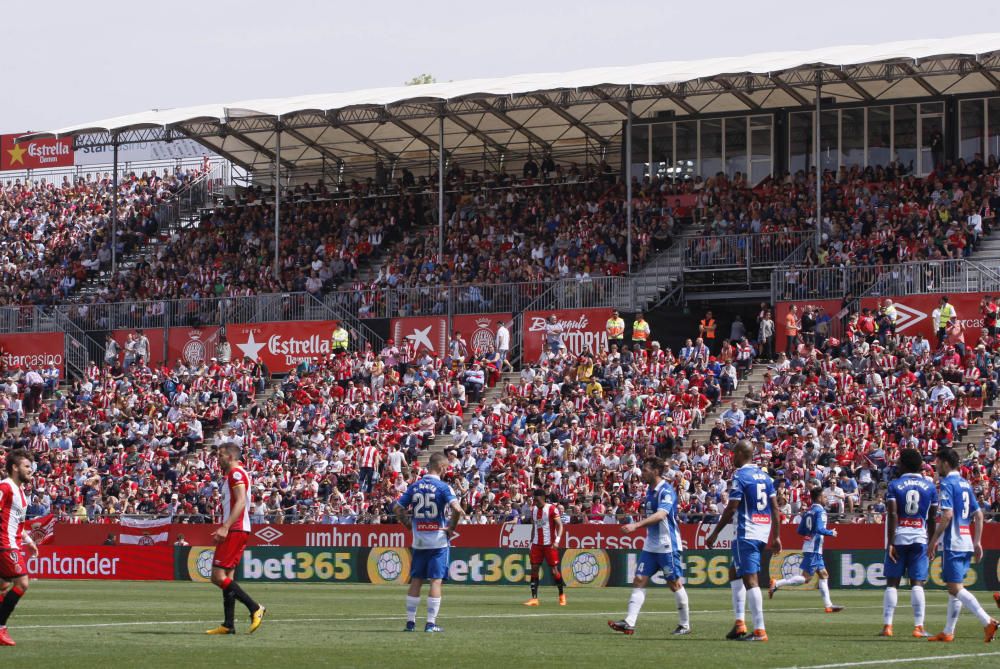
867, 106, 892, 169
700, 119, 723, 180
841, 108, 865, 169
959, 99, 985, 162
990, 98, 1000, 162
725, 117, 748, 179
675, 121, 698, 181
651, 122, 673, 180
789, 111, 813, 174
749, 117, 772, 184
819, 110, 840, 173
893, 104, 918, 173
630, 124, 649, 182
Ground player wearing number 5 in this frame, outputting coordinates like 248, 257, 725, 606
705, 441, 781, 642
608, 457, 690, 636
879, 448, 937, 638
394, 453, 465, 633
925, 447, 998, 643
768, 486, 843, 613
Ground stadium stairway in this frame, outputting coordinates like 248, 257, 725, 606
417, 371, 519, 465
684, 361, 772, 446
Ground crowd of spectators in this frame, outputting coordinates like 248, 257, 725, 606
0, 168, 205, 307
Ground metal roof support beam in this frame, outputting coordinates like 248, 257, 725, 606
326, 112, 398, 160
532, 95, 606, 145
473, 100, 550, 151
589, 88, 630, 117
444, 112, 507, 154
769, 74, 811, 106
280, 127, 344, 166
225, 128, 297, 171
831, 68, 874, 102
387, 116, 440, 151
711, 78, 760, 110
896, 62, 941, 96
655, 86, 698, 115
969, 58, 1000, 91
170, 125, 255, 171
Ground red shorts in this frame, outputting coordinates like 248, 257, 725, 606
529, 545, 560, 567
0, 549, 26, 579
213, 530, 249, 569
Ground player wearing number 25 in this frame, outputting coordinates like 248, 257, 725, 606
394, 453, 465, 633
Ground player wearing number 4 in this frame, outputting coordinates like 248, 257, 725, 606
609, 457, 690, 636
394, 453, 466, 633
768, 486, 843, 613
925, 447, 998, 643
879, 448, 937, 638
705, 441, 781, 643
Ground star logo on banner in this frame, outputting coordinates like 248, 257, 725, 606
236, 331, 266, 360
406, 326, 435, 352
6, 143, 26, 166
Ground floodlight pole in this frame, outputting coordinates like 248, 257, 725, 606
274, 126, 281, 280
438, 111, 445, 264
815, 79, 822, 249
111, 136, 119, 275
626, 95, 633, 274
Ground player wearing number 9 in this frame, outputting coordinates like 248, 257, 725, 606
925, 447, 999, 643
393, 453, 466, 633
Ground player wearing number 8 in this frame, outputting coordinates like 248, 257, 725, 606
925, 447, 999, 643
879, 448, 937, 638
393, 453, 465, 633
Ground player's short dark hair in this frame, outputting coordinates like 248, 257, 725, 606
532, 488, 547, 498
427, 452, 448, 471
219, 442, 242, 459
809, 486, 824, 502
936, 446, 960, 470
4, 448, 32, 474
641, 456, 665, 474
898, 448, 924, 474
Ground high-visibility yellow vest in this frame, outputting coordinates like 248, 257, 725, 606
606, 317, 625, 338
632, 320, 650, 341
332, 328, 349, 348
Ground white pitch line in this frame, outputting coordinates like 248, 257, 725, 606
11, 604, 942, 630
775, 651, 1000, 669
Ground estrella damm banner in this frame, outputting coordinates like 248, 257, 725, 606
172, 547, 1000, 589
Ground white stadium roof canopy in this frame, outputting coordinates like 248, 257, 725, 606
21, 33, 1000, 178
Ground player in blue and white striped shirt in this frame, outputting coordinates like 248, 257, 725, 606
925, 447, 998, 643
768, 486, 843, 612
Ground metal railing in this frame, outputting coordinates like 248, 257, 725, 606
683, 231, 813, 270
770, 259, 1000, 303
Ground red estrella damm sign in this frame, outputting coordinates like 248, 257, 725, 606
1, 133, 74, 171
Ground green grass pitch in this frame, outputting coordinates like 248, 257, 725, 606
4, 582, 1000, 668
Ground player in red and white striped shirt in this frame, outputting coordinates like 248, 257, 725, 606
206, 443, 266, 636
524, 489, 566, 607
0, 450, 36, 646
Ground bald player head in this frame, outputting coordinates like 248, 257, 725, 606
427, 452, 448, 475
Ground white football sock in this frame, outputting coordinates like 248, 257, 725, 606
818, 578, 833, 608
675, 587, 690, 627
406, 595, 420, 623
882, 587, 897, 626
957, 588, 992, 626
625, 588, 646, 627
944, 595, 962, 635
776, 575, 806, 588
731, 580, 746, 622
426, 596, 441, 624
747, 586, 765, 631
911, 586, 925, 627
